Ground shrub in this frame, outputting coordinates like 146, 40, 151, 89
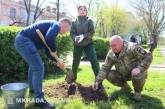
56, 33, 73, 56
0, 26, 26, 83
93, 37, 109, 60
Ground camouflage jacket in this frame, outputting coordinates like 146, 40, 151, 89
96, 41, 153, 83
70, 16, 95, 46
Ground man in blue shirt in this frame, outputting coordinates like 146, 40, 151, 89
14, 18, 71, 109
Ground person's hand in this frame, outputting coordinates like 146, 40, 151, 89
57, 59, 65, 70
77, 34, 84, 43
92, 82, 99, 91
131, 68, 140, 76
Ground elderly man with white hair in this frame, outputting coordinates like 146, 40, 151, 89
92, 35, 153, 101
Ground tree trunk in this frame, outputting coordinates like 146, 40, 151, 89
26, 13, 30, 26
57, 0, 60, 21
149, 34, 158, 53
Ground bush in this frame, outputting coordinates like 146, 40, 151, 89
1, 26, 149, 83
93, 39, 148, 60
56, 33, 73, 56
0, 26, 72, 83
0, 26, 26, 83
93, 37, 109, 60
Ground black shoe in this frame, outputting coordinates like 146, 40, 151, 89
30, 89, 44, 94
29, 89, 34, 94
133, 92, 142, 101
35, 98, 55, 109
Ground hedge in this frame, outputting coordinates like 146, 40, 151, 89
0, 26, 72, 83
0, 26, 148, 83
0, 25, 109, 83
93, 37, 109, 60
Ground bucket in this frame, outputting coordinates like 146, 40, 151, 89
1, 83, 29, 109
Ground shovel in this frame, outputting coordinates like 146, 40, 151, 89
36, 29, 75, 84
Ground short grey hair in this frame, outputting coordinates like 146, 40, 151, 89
59, 17, 71, 25
110, 35, 123, 43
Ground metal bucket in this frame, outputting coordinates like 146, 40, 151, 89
1, 83, 29, 109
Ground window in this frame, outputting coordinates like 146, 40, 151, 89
9, 7, 16, 18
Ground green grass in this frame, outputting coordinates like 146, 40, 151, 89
0, 66, 165, 109
152, 47, 165, 64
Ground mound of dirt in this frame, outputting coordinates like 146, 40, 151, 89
45, 82, 108, 102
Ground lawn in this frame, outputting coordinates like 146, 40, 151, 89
0, 66, 165, 109
0, 46, 165, 109
152, 47, 165, 64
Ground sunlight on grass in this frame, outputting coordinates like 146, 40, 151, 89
0, 89, 5, 109
152, 47, 165, 64
0, 66, 165, 109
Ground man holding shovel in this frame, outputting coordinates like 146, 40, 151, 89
14, 18, 71, 109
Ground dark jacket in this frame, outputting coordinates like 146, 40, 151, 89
70, 16, 95, 46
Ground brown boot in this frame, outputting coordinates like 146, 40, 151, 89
133, 92, 142, 101
120, 83, 131, 92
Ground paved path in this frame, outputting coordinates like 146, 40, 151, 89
77, 61, 165, 71
160, 47, 165, 56
66, 47, 165, 71
66, 60, 165, 71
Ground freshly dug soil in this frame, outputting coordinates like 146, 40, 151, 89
45, 82, 108, 102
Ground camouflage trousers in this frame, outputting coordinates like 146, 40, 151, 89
106, 70, 147, 93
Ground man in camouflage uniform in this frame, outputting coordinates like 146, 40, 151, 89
92, 35, 153, 100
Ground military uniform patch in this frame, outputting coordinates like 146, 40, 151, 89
137, 47, 146, 55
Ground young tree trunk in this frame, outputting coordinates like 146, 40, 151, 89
26, 13, 30, 26
150, 34, 158, 53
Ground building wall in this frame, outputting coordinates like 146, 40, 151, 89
0, 0, 58, 26
0, 0, 10, 25
0, 0, 26, 25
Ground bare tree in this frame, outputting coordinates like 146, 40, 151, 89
23, 0, 45, 25
50, 0, 60, 21
33, 0, 45, 23
72, 0, 103, 17
131, 0, 165, 52
9, 17, 25, 26
23, 0, 31, 25
56, 0, 60, 21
